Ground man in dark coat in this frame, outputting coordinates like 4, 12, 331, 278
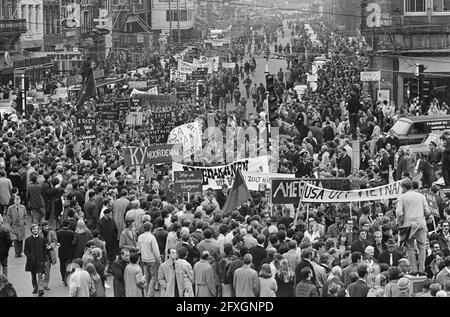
248, 235, 267, 272
337, 147, 352, 177
351, 230, 371, 254
56, 220, 74, 285
96, 209, 118, 267
294, 247, 316, 286
347, 90, 360, 140
0, 222, 11, 276
110, 248, 130, 297
84, 191, 99, 231
378, 238, 403, 267
24, 224, 47, 296
27, 174, 45, 225
347, 263, 370, 297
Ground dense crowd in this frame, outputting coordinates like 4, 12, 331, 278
0, 15, 449, 298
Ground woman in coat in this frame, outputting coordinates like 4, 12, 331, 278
72, 219, 93, 259
176, 248, 194, 297
275, 259, 295, 297
85, 263, 105, 297
124, 252, 146, 297
6, 195, 27, 257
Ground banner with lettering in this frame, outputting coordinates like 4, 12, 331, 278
241, 172, 295, 191
149, 112, 174, 144
170, 69, 187, 82
167, 121, 202, 158
115, 98, 130, 114
74, 115, 97, 141
174, 171, 203, 193
222, 62, 236, 69
123, 144, 181, 166
96, 101, 119, 121
133, 94, 177, 108
178, 60, 195, 74
172, 156, 270, 190
271, 179, 403, 204
418, 190, 440, 217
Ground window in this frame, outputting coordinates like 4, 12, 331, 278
433, 0, 450, 12
166, 10, 187, 21
405, 0, 426, 12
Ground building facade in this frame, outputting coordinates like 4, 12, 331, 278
152, 0, 195, 43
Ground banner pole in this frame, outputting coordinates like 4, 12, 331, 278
294, 199, 302, 225
349, 203, 352, 219
306, 204, 310, 222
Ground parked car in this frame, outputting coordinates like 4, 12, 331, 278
399, 133, 443, 156
391, 115, 450, 146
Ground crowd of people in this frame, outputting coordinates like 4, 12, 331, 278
0, 13, 450, 298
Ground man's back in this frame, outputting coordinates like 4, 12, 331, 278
233, 266, 259, 297
396, 191, 429, 227
347, 280, 370, 297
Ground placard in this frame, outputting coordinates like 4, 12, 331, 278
190, 68, 208, 81
129, 81, 148, 89
133, 94, 177, 108
149, 111, 174, 144
115, 98, 130, 114
75, 115, 96, 140
123, 144, 181, 166
96, 101, 119, 120
360, 71, 381, 82
222, 62, 236, 69
174, 171, 203, 193
418, 190, 439, 217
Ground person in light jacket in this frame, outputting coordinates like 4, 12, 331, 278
158, 248, 181, 297
6, 195, 27, 258
124, 252, 146, 297
176, 247, 194, 297
193, 251, 217, 297
0, 170, 12, 216
233, 253, 260, 297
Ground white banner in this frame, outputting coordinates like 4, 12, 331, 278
172, 156, 270, 190
241, 172, 295, 191
130, 87, 158, 95
193, 59, 213, 74
170, 69, 187, 82
222, 62, 236, 69
298, 180, 403, 203
167, 122, 202, 158
360, 71, 381, 82
178, 60, 195, 74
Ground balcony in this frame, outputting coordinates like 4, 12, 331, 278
0, 19, 27, 34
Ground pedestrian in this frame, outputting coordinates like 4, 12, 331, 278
137, 222, 161, 297
24, 224, 47, 297
40, 220, 58, 291
347, 263, 370, 297
85, 262, 105, 297
0, 220, 11, 276
233, 253, 260, 297
72, 219, 93, 259
113, 189, 131, 237
259, 263, 277, 297
68, 258, 95, 297
6, 195, 26, 257
176, 247, 194, 297
56, 220, 75, 286
0, 170, 12, 216
27, 174, 45, 225
96, 208, 118, 268
124, 252, 147, 297
275, 258, 295, 297
110, 248, 130, 297
193, 251, 217, 297
158, 248, 181, 297
295, 267, 319, 297
396, 178, 430, 274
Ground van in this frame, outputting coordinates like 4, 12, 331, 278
391, 115, 450, 146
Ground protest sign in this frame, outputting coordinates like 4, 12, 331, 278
128, 81, 148, 89
241, 172, 295, 191
123, 144, 181, 166
134, 94, 177, 108
271, 179, 402, 204
75, 115, 97, 141
418, 190, 440, 217
190, 68, 208, 81
172, 156, 270, 190
149, 112, 174, 144
167, 121, 202, 158
222, 62, 236, 69
115, 98, 130, 114
176, 87, 191, 99
174, 171, 203, 193
170, 69, 187, 82
96, 101, 119, 121
178, 60, 195, 74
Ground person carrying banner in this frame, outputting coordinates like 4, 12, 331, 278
396, 179, 430, 275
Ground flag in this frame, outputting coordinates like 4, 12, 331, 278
398, 226, 411, 247
77, 66, 97, 109
222, 170, 252, 213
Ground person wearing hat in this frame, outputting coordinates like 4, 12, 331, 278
396, 178, 430, 274
395, 277, 412, 297
378, 238, 403, 267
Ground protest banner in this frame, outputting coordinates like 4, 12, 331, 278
170, 69, 187, 82
193, 59, 213, 74
167, 121, 203, 158
174, 171, 203, 193
133, 94, 177, 108
115, 98, 130, 114
418, 190, 440, 217
222, 62, 236, 69
123, 144, 181, 166
128, 81, 148, 89
172, 156, 270, 190
190, 68, 208, 81
271, 179, 402, 204
241, 172, 295, 191
176, 87, 191, 99
74, 115, 97, 141
178, 60, 195, 74
96, 101, 119, 121
149, 112, 174, 144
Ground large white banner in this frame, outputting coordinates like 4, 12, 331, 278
130, 87, 158, 95
178, 60, 195, 74
222, 62, 236, 69
173, 156, 270, 190
167, 122, 202, 158
241, 172, 295, 191
299, 180, 403, 203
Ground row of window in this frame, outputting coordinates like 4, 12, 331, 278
405, 0, 450, 13
166, 9, 188, 21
